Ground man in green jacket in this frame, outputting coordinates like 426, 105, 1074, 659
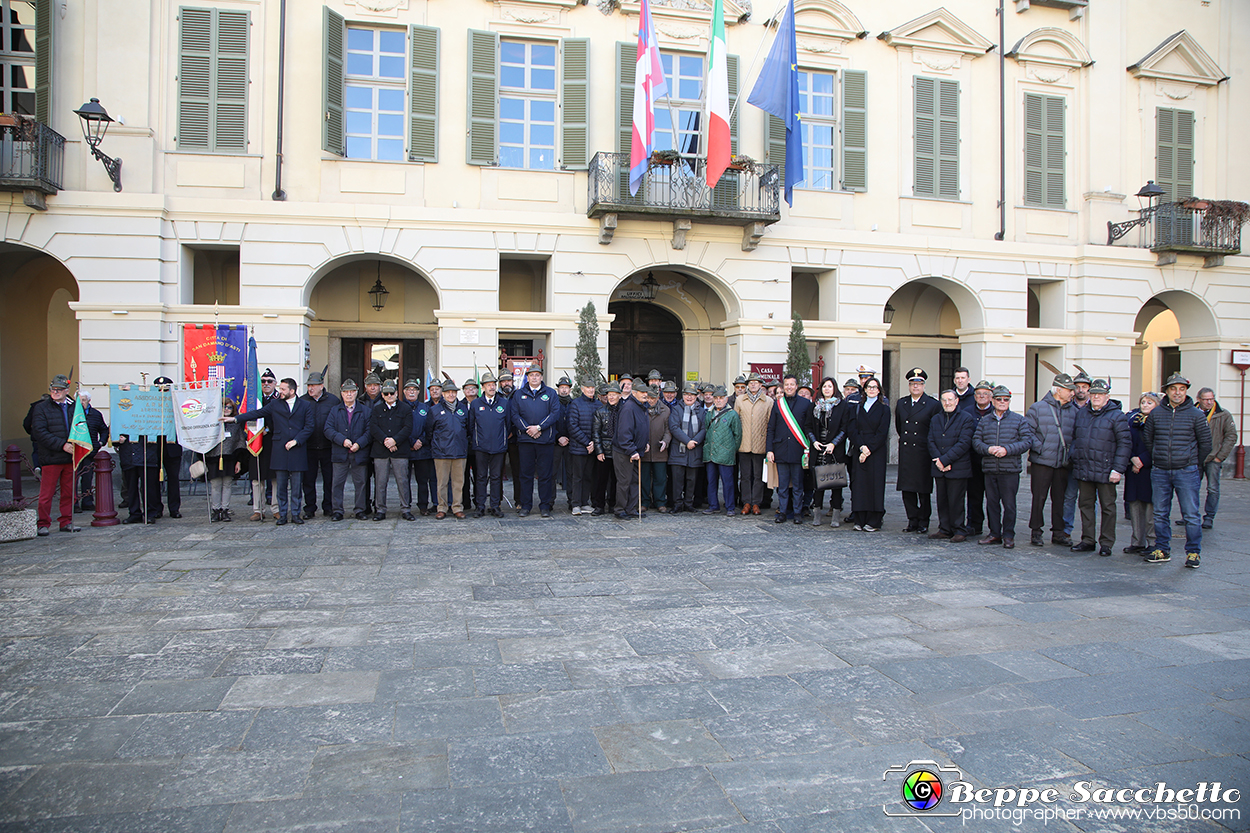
703, 386, 742, 516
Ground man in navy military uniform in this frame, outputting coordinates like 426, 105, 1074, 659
228, 377, 314, 525
510, 366, 561, 517
895, 368, 941, 533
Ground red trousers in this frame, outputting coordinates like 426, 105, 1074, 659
38, 463, 74, 529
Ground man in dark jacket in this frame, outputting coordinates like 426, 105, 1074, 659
667, 384, 705, 514
29, 375, 80, 535
566, 379, 601, 515
927, 390, 976, 541
554, 375, 574, 510
404, 380, 432, 515
592, 383, 623, 515
510, 367, 561, 517
972, 386, 1033, 549
152, 376, 185, 519
1143, 373, 1212, 567
73, 390, 110, 512
952, 367, 975, 412
895, 368, 941, 533
429, 380, 470, 518
300, 370, 340, 518
369, 380, 414, 522
1196, 387, 1236, 529
471, 372, 509, 517
324, 379, 372, 521
1070, 378, 1131, 556
1026, 373, 1076, 547
766, 374, 815, 524
965, 380, 995, 535
228, 377, 314, 525
613, 378, 650, 519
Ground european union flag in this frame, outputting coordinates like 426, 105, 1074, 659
746, 0, 802, 206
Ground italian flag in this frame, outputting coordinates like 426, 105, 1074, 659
704, 0, 731, 188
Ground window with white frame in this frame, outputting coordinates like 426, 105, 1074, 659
0, 0, 35, 116
499, 40, 556, 170
345, 27, 406, 161
654, 52, 704, 168
797, 70, 836, 190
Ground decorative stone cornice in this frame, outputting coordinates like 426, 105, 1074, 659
877, 7, 994, 59
1129, 30, 1227, 87
1007, 27, 1092, 70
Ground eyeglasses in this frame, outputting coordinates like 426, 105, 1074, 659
993, 396, 1010, 402
383, 391, 397, 396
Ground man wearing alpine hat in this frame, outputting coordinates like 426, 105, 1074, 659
509, 365, 560, 517
1142, 372, 1211, 568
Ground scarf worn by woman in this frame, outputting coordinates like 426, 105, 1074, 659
814, 396, 840, 417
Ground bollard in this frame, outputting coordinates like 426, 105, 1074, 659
5, 445, 22, 501
91, 450, 120, 527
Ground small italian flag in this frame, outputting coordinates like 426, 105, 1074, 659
68, 392, 93, 470
704, 0, 731, 188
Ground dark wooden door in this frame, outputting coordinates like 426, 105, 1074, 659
608, 302, 682, 382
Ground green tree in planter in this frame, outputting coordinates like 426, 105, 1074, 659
784, 311, 810, 386
574, 301, 602, 384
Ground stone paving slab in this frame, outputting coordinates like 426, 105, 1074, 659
0, 474, 1247, 830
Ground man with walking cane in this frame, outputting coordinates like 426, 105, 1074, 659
614, 377, 650, 520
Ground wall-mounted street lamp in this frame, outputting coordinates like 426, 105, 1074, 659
883, 303, 896, 325
73, 98, 123, 192
369, 262, 389, 311
1107, 180, 1166, 245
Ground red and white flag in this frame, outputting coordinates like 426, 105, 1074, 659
628, 0, 669, 196
704, 0, 731, 188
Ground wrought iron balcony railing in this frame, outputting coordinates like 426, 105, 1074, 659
1108, 198, 1245, 263
587, 151, 781, 225
0, 114, 65, 199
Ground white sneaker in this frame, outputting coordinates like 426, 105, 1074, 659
571, 506, 582, 515
581, 504, 593, 514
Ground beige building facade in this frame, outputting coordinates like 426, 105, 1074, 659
1, 0, 1247, 454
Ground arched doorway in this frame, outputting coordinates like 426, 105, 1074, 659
307, 258, 439, 390
0, 244, 79, 451
1132, 291, 1219, 395
883, 281, 964, 402
607, 302, 683, 382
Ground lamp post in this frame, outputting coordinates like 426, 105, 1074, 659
74, 98, 123, 192
369, 262, 389, 311
1106, 180, 1166, 245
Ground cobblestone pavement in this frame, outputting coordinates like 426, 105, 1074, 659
1, 473, 1247, 832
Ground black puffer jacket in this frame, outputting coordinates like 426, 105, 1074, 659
927, 408, 976, 479
972, 410, 1032, 474
591, 401, 620, 459
30, 396, 75, 465
1072, 399, 1131, 483
1143, 396, 1212, 471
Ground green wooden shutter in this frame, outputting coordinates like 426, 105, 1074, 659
914, 76, 935, 196
213, 10, 249, 152
178, 8, 212, 150
467, 29, 498, 166
35, 0, 53, 124
561, 38, 589, 169
1024, 93, 1065, 208
323, 6, 345, 156
936, 78, 959, 199
616, 41, 639, 203
767, 115, 786, 175
841, 69, 866, 191
727, 53, 739, 155
1157, 107, 1194, 202
409, 25, 439, 162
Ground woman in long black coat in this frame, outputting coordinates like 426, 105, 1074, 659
849, 377, 890, 531
811, 377, 847, 526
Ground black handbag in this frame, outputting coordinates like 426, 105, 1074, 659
813, 462, 848, 490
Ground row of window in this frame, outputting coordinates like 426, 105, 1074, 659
171, 7, 1192, 206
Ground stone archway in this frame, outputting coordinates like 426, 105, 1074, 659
1132, 290, 1220, 393
883, 280, 969, 402
0, 244, 79, 450
306, 257, 440, 391
607, 302, 683, 382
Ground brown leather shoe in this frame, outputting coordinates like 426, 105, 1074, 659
453, 511, 465, 519
435, 511, 446, 520
927, 531, 952, 539
978, 535, 1002, 545
250, 511, 263, 521
950, 534, 967, 543
1002, 538, 1015, 549
741, 504, 751, 515
751, 504, 760, 515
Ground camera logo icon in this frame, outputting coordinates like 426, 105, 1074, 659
883, 760, 964, 817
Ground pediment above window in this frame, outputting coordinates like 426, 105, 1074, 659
491, 0, 583, 12
783, 0, 866, 42
1129, 30, 1227, 86
877, 7, 994, 58
1008, 27, 1091, 70
610, 0, 753, 25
